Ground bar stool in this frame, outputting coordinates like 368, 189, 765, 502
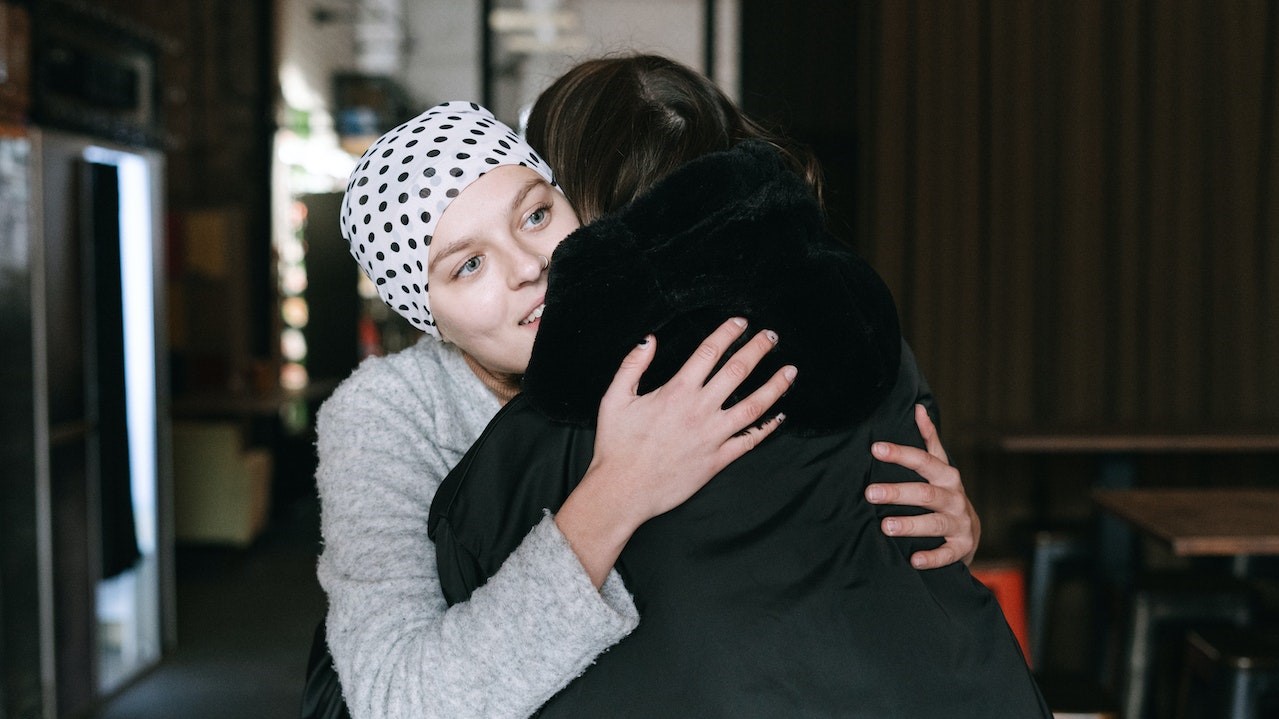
1027, 527, 1092, 669
1119, 573, 1256, 719
1037, 671, 1119, 719
1176, 624, 1279, 719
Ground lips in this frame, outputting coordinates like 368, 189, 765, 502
519, 303, 545, 326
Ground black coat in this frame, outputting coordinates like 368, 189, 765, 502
428, 142, 1050, 718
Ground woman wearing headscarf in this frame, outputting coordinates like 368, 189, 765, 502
316, 100, 792, 719
314, 87, 982, 719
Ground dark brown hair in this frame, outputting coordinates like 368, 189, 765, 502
526, 54, 824, 224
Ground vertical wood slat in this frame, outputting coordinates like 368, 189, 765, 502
1264, 0, 1279, 420
952, 0, 984, 430
909, 0, 940, 377
1144, 4, 1180, 422
1171, 1, 1207, 424
1029, 0, 1062, 424
854, 1, 881, 263
1057, 0, 1107, 424
983, 0, 1008, 425
1208, 1, 1263, 420
871, 0, 911, 316
928, 0, 959, 420
987, 0, 1037, 425
1112, 0, 1146, 424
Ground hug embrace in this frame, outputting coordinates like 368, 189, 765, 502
309, 55, 1047, 718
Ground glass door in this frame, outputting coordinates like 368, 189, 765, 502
79, 146, 162, 695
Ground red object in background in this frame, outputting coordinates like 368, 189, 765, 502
970, 561, 1033, 668
358, 313, 383, 359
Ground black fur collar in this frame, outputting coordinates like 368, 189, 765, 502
522, 141, 901, 435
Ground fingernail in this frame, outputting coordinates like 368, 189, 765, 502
775, 412, 786, 423
783, 365, 797, 380
731, 317, 748, 328
765, 329, 779, 343
866, 486, 885, 502
872, 442, 889, 458
637, 335, 651, 347
912, 555, 927, 569
884, 519, 900, 535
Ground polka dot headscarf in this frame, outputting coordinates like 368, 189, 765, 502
340, 101, 556, 335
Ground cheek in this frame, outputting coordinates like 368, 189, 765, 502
546, 218, 581, 252
425, 284, 466, 341
430, 286, 504, 345
431, 312, 458, 343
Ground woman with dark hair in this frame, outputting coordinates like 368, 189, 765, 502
427, 55, 1047, 716
526, 53, 977, 569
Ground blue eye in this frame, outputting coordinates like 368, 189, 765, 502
525, 206, 548, 229
456, 255, 482, 277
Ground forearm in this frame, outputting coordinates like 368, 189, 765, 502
321, 515, 637, 719
553, 464, 645, 588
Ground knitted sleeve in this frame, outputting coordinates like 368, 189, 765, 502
314, 347, 638, 719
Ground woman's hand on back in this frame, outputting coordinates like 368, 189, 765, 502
864, 404, 981, 569
554, 317, 796, 586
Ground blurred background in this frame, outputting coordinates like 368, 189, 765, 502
0, 0, 1276, 717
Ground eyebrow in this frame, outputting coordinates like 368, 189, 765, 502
510, 177, 548, 215
428, 177, 549, 275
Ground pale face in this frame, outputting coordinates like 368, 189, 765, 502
427, 165, 581, 376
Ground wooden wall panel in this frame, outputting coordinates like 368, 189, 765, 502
742, 0, 1279, 546
829, 0, 1279, 541
856, 0, 1278, 433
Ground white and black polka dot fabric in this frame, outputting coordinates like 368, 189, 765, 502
340, 101, 556, 335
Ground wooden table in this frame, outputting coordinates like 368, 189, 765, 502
1092, 488, 1279, 558
990, 430, 1279, 456
990, 431, 1279, 579
1091, 487, 1279, 719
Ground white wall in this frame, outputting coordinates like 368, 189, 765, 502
400, 1, 484, 108
534, 0, 706, 85
276, 0, 357, 123
276, 0, 739, 131
276, 0, 483, 124
490, 0, 739, 126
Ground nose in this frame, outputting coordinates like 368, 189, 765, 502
509, 247, 546, 287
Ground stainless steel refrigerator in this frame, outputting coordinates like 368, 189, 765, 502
28, 127, 170, 716
0, 4, 172, 716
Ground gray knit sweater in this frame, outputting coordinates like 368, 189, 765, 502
315, 337, 640, 719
